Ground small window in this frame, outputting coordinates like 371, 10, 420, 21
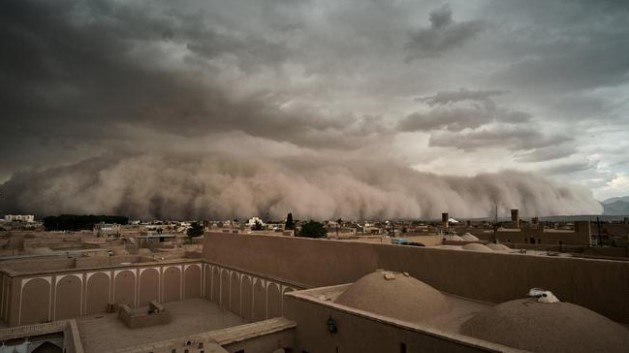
171, 349, 176, 353
184, 350, 189, 353
400, 343, 407, 353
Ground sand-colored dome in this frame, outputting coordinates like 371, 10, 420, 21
335, 270, 451, 323
445, 234, 464, 241
461, 298, 629, 353
485, 243, 511, 251
461, 233, 479, 242
462, 243, 493, 252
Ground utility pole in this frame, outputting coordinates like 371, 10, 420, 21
492, 202, 498, 244
596, 217, 602, 246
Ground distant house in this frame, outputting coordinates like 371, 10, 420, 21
3, 214, 35, 223
93, 222, 121, 237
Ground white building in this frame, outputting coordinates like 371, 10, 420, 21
3, 214, 35, 222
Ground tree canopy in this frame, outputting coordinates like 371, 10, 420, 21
298, 220, 327, 238
251, 220, 264, 231
43, 214, 128, 231
285, 212, 295, 230
186, 222, 205, 238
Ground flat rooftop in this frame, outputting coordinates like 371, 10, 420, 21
77, 299, 245, 353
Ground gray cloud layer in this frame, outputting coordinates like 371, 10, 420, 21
406, 5, 486, 60
1, 0, 623, 217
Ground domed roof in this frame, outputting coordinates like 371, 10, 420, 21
445, 234, 464, 241
335, 270, 451, 323
462, 243, 493, 252
461, 233, 479, 241
485, 243, 511, 251
460, 298, 629, 353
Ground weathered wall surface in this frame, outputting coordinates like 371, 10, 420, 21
202, 262, 298, 323
2, 261, 203, 326
204, 233, 629, 323
284, 294, 502, 353
468, 220, 592, 245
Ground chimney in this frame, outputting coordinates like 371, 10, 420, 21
442, 213, 449, 229
574, 221, 592, 245
531, 217, 539, 229
511, 209, 520, 229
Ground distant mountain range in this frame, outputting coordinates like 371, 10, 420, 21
602, 196, 629, 216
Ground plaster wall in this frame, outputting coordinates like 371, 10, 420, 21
468, 220, 592, 245
202, 263, 299, 323
204, 233, 629, 323
222, 329, 294, 353
1, 261, 203, 326
284, 295, 500, 353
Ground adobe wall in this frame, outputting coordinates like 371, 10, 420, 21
0, 255, 153, 275
1, 260, 203, 326
203, 262, 299, 322
118, 303, 171, 329
204, 233, 629, 323
222, 329, 294, 353
64, 320, 85, 353
467, 220, 592, 245
284, 294, 504, 353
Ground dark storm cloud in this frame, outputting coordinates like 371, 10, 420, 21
542, 161, 596, 176
0, 0, 613, 215
429, 125, 572, 152
399, 107, 529, 133
492, 34, 629, 93
399, 89, 529, 132
0, 0, 364, 162
416, 88, 505, 106
405, 5, 486, 60
485, 0, 629, 93
514, 144, 576, 163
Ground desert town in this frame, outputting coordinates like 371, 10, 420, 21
1, 212, 628, 352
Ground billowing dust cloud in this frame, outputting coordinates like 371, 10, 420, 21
0, 153, 602, 220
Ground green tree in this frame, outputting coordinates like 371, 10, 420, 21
251, 220, 264, 231
298, 220, 327, 238
186, 222, 205, 239
285, 212, 295, 230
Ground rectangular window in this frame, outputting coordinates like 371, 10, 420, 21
400, 343, 407, 353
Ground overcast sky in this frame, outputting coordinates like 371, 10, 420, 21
1, 0, 627, 219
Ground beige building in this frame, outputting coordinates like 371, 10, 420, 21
3, 215, 35, 223
1, 232, 628, 353
466, 220, 593, 246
